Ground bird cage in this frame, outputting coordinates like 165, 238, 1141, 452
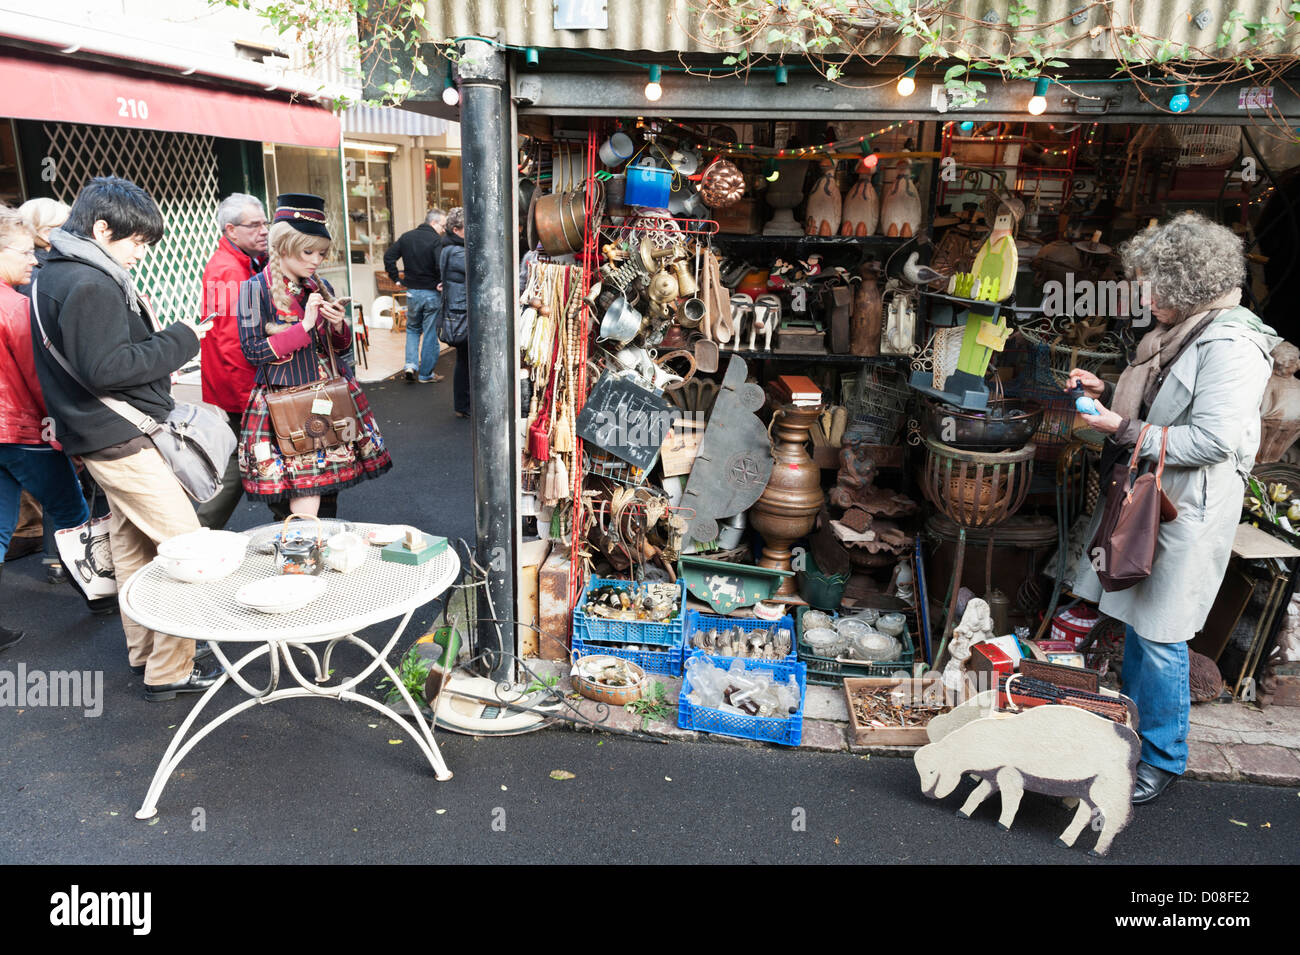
1173, 124, 1240, 168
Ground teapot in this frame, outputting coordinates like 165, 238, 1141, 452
274, 514, 324, 576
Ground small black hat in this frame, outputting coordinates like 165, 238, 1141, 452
273, 193, 330, 239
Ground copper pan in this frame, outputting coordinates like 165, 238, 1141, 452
532, 182, 604, 256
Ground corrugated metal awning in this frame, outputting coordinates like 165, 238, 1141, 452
420, 0, 1277, 60
343, 104, 450, 137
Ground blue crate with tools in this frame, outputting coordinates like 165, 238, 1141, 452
572, 576, 688, 647
794, 605, 918, 687
677, 651, 807, 746
683, 610, 799, 663
571, 619, 684, 677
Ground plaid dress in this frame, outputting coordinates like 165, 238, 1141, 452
238, 277, 392, 500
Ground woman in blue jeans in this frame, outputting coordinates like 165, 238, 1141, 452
1069, 212, 1280, 805
0, 206, 89, 650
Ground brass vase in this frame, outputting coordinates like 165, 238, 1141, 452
749, 404, 826, 597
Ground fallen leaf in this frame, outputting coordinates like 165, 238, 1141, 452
1229, 819, 1248, 827
834, 836, 840, 845
368, 724, 378, 729
167, 724, 176, 730
501, 785, 508, 791
388, 739, 403, 745
353, 828, 358, 832
148, 818, 159, 826
1261, 822, 1271, 828
109, 811, 118, 817
15, 709, 22, 715
665, 776, 672, 782
435, 809, 447, 815
550, 770, 575, 781
596, 740, 604, 747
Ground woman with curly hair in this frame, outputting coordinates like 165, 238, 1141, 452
1069, 211, 1281, 805
237, 194, 391, 517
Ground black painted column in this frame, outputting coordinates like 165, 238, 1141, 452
457, 39, 515, 679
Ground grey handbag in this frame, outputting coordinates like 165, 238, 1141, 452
31, 279, 236, 503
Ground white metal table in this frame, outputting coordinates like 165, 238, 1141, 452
120, 525, 461, 819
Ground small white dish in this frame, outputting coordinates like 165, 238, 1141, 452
365, 525, 408, 547
236, 575, 327, 614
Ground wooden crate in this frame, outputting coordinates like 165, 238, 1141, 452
843, 675, 968, 746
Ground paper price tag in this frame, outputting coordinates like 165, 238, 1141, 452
311, 397, 333, 415
253, 442, 272, 462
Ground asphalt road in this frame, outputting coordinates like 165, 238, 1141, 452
2, 378, 1297, 867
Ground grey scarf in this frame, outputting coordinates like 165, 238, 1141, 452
48, 227, 142, 314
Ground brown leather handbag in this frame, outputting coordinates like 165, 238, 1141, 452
1090, 424, 1178, 593
264, 324, 359, 456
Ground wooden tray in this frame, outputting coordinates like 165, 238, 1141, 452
843, 675, 968, 746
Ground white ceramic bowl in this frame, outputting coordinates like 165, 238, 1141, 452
153, 529, 249, 583
235, 575, 327, 614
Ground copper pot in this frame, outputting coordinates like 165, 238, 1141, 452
749, 404, 825, 598
533, 183, 602, 255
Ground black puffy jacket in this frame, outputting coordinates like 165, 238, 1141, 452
438, 233, 467, 316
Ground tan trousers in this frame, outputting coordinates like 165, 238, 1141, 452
83, 448, 200, 685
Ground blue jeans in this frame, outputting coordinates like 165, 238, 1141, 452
1123, 625, 1190, 775
405, 288, 443, 380
0, 444, 90, 563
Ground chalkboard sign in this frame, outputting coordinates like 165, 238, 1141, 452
575, 372, 680, 471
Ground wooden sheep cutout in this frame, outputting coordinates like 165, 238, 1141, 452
915, 692, 1140, 856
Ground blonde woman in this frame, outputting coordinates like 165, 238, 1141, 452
237, 194, 391, 517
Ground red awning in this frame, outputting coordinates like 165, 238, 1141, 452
0, 52, 340, 148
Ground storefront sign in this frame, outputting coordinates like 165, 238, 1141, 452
1238, 87, 1274, 109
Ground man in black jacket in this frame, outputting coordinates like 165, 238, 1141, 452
384, 208, 445, 382
29, 177, 221, 701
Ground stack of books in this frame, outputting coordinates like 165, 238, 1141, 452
769, 374, 822, 407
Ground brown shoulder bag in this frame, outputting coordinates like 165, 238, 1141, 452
1089, 424, 1178, 593
264, 323, 359, 456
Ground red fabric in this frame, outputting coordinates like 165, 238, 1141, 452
0, 52, 340, 148
200, 237, 260, 414
0, 284, 52, 445
269, 321, 312, 358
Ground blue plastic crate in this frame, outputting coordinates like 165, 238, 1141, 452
683, 610, 798, 663
572, 576, 687, 647
572, 621, 683, 677
678, 651, 806, 746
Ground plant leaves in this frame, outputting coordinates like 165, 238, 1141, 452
549, 770, 576, 780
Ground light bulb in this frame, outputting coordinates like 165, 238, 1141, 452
442, 84, 460, 106
959, 120, 976, 134
897, 74, 915, 97
1169, 85, 1190, 113
645, 65, 662, 102
1027, 78, 1049, 116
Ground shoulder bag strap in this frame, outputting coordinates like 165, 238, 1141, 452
29, 278, 160, 436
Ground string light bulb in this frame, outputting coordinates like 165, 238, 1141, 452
1169, 84, 1190, 113
959, 120, 976, 134
644, 65, 663, 102
897, 63, 917, 97
441, 62, 459, 106
1027, 78, 1050, 116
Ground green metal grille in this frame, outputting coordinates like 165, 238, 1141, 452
43, 123, 219, 324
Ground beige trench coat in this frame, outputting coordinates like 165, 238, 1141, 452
1072, 307, 1280, 643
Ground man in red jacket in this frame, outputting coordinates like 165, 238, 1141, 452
196, 193, 267, 529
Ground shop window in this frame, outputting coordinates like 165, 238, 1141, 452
344, 146, 395, 267
0, 120, 22, 206
425, 150, 461, 212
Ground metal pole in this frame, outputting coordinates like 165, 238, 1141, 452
457, 39, 515, 680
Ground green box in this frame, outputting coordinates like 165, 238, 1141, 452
381, 534, 448, 565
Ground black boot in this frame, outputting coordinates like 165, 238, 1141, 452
0, 566, 24, 651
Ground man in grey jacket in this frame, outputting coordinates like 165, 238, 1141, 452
1069, 213, 1280, 804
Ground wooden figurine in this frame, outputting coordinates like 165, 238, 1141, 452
804, 160, 842, 237
850, 263, 883, 357
840, 173, 879, 237
880, 159, 922, 238
1259, 342, 1300, 463
916, 696, 1140, 856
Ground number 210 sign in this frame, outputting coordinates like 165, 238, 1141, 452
116, 97, 150, 120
